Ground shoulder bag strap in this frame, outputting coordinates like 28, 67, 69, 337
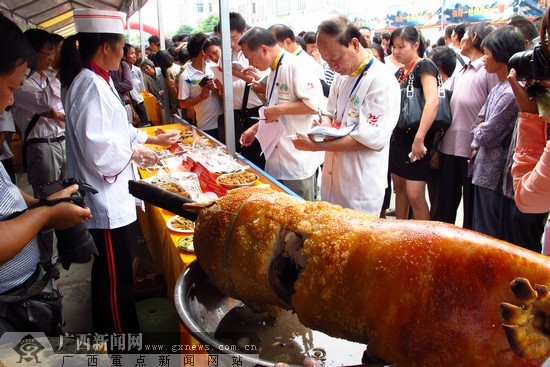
241, 84, 251, 113
23, 113, 40, 142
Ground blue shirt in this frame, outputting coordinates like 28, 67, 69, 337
471, 80, 519, 191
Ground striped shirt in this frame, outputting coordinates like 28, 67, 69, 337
0, 164, 40, 293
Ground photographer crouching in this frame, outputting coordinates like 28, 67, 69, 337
508, 6, 550, 254
0, 13, 92, 336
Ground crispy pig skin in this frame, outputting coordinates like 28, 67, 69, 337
192, 187, 550, 367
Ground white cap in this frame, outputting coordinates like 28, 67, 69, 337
73, 9, 126, 34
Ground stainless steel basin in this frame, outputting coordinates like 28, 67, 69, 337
174, 260, 375, 367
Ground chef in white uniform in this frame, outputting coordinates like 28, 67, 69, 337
292, 15, 401, 215
59, 9, 177, 337
239, 27, 325, 201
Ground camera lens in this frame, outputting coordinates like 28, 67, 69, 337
56, 224, 98, 270
508, 50, 534, 80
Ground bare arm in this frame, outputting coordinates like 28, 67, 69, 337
292, 132, 368, 152
0, 185, 92, 265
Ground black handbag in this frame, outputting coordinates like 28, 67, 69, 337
397, 66, 452, 133
0, 264, 63, 335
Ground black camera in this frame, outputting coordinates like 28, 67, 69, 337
39, 178, 99, 270
508, 43, 550, 81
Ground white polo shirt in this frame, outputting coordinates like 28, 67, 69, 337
264, 52, 325, 180
178, 62, 223, 131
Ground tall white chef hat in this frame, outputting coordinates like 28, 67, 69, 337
73, 9, 126, 34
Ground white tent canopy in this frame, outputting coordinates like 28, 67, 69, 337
0, 0, 147, 36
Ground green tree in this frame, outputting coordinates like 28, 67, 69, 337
174, 24, 194, 36
197, 14, 219, 34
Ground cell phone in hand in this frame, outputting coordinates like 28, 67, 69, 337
198, 76, 210, 87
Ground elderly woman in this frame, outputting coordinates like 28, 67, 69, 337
140, 58, 165, 99
470, 26, 525, 238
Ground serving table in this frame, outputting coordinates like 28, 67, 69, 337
135, 122, 293, 299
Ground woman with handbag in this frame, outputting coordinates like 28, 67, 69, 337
470, 26, 525, 238
389, 26, 439, 220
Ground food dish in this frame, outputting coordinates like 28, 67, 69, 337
177, 236, 194, 252
216, 170, 259, 189
145, 171, 203, 200
166, 215, 195, 233
191, 187, 550, 367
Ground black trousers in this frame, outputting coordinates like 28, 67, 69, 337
133, 101, 150, 126
472, 184, 502, 238
89, 223, 139, 336
434, 152, 474, 228
498, 196, 547, 253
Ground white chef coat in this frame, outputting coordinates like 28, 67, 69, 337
0, 111, 15, 160
321, 59, 401, 215
296, 49, 326, 82
12, 69, 65, 140
265, 52, 325, 181
178, 62, 223, 131
62, 68, 148, 229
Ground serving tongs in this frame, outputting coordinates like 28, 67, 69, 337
128, 180, 206, 221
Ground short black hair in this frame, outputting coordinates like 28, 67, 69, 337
218, 12, 247, 34
238, 27, 277, 51
296, 36, 306, 51
0, 13, 33, 76
24, 28, 54, 52
466, 22, 495, 52
148, 35, 160, 45
508, 15, 539, 46
369, 43, 385, 63
390, 26, 426, 57
123, 43, 135, 56
481, 25, 525, 64
51, 33, 65, 46
445, 24, 456, 39
372, 35, 382, 45
428, 46, 456, 77
203, 36, 221, 52
154, 50, 174, 76
177, 48, 191, 64
268, 24, 295, 43
302, 31, 317, 44
167, 46, 178, 60
187, 33, 208, 58
453, 23, 468, 42
436, 36, 446, 47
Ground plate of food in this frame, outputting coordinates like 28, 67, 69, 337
167, 215, 195, 233
177, 235, 194, 252
216, 170, 259, 189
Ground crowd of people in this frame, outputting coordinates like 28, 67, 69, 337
0, 5, 549, 356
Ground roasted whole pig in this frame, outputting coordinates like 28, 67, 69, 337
190, 187, 550, 367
